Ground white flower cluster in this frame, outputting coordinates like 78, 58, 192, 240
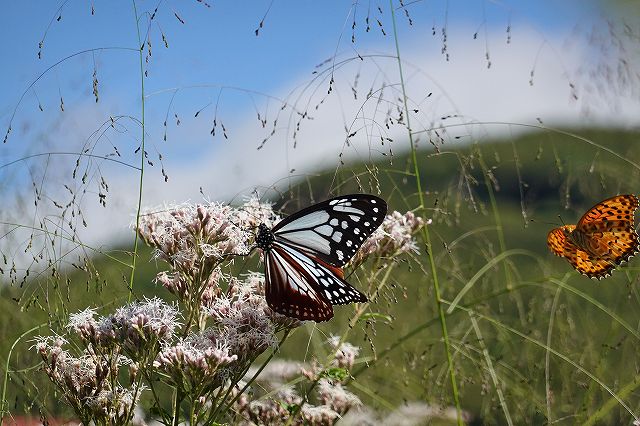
151, 272, 299, 394
137, 197, 280, 267
86, 386, 144, 425
67, 297, 180, 360
236, 382, 357, 426
316, 378, 362, 415
235, 338, 363, 426
206, 273, 300, 361
327, 335, 360, 370
351, 210, 428, 265
139, 197, 282, 330
34, 298, 181, 424
243, 386, 302, 425
300, 404, 342, 425
110, 297, 181, 359
154, 335, 238, 391
34, 336, 140, 425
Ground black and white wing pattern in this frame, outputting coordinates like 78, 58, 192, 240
256, 193, 387, 322
265, 241, 367, 321
272, 194, 387, 267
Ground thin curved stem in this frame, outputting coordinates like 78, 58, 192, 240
1, 324, 47, 421
388, 1, 462, 423
129, 0, 147, 301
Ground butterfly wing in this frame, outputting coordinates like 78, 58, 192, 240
265, 241, 367, 322
547, 226, 615, 279
566, 248, 615, 280
575, 194, 640, 264
547, 225, 576, 257
272, 194, 387, 267
576, 194, 639, 232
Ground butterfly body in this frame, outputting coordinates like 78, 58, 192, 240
257, 194, 387, 321
256, 223, 275, 250
547, 194, 640, 279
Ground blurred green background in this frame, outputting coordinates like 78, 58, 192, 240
4, 127, 640, 423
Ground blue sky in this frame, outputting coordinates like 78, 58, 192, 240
0, 0, 637, 250
0, 0, 600, 122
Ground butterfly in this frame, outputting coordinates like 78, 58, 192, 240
547, 194, 640, 279
255, 194, 387, 322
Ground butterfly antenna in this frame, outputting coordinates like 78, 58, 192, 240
529, 218, 562, 226
558, 215, 567, 226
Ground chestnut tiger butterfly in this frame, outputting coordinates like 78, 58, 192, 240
255, 194, 387, 322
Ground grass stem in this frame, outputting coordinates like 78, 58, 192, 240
129, 0, 147, 302
388, 1, 462, 422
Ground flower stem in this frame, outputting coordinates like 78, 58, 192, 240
1, 324, 46, 422
172, 388, 183, 426
388, 1, 463, 423
129, 0, 146, 302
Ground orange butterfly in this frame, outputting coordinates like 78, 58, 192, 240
547, 194, 640, 279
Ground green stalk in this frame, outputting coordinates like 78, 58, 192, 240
190, 400, 197, 426
469, 313, 513, 425
388, 1, 462, 423
129, 0, 146, 301
172, 388, 184, 426
1, 324, 46, 424
545, 285, 563, 423
208, 368, 249, 422
584, 376, 640, 425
